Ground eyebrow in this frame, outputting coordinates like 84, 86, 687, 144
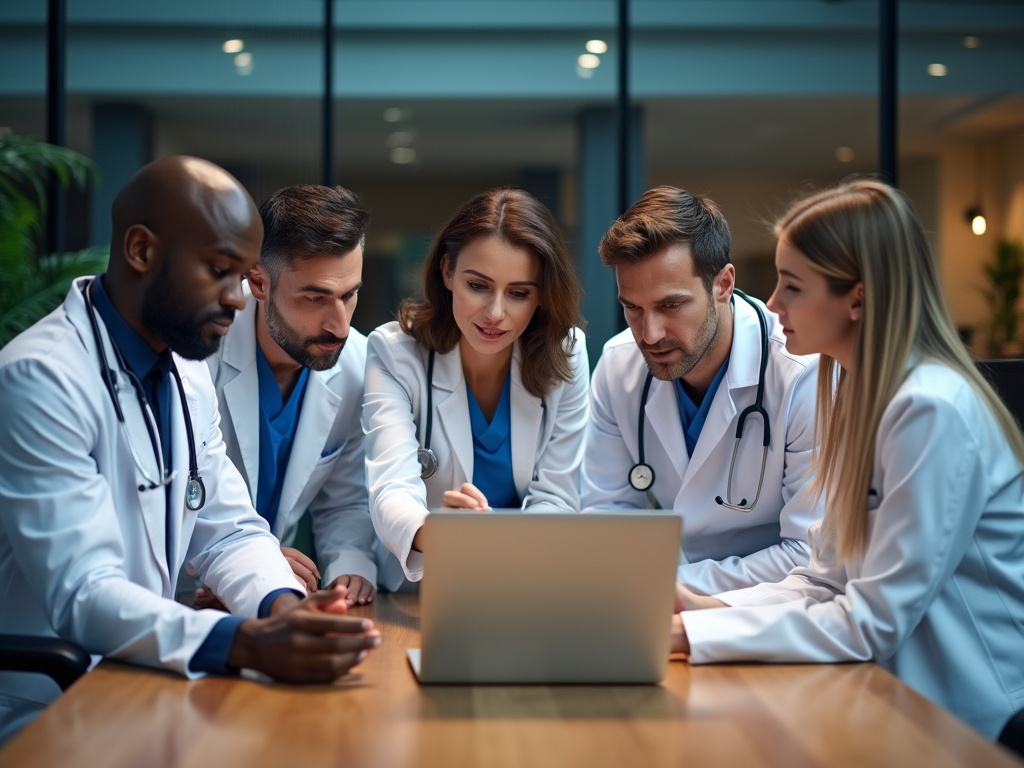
297, 281, 363, 296
618, 292, 692, 305
462, 268, 538, 287
215, 247, 246, 263
777, 269, 803, 281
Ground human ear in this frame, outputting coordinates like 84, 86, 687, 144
248, 264, 270, 301
122, 224, 159, 275
848, 282, 865, 322
714, 263, 736, 303
441, 254, 453, 291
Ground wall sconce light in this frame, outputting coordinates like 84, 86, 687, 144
966, 207, 987, 236
966, 143, 987, 236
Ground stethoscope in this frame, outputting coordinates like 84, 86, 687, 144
417, 350, 440, 479
629, 289, 770, 513
83, 281, 206, 511
415, 348, 548, 480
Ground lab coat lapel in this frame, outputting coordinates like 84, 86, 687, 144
77, 287, 171, 588
433, 347, 473, 486
275, 368, 340, 535
164, 368, 193, 589
509, 344, 542, 495
220, 305, 261, 499
681, 298, 759, 486
647, 378, 687, 479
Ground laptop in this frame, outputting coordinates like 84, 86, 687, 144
407, 511, 681, 684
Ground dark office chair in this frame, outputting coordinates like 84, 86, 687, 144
976, 359, 1024, 425
0, 635, 91, 691
999, 707, 1024, 758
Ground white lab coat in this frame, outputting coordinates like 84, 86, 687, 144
0, 278, 299, 741
581, 296, 823, 594
362, 321, 590, 582
206, 288, 378, 588
683, 360, 1024, 739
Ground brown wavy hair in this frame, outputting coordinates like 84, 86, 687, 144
397, 188, 582, 398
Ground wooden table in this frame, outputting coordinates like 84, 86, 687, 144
1, 594, 1020, 768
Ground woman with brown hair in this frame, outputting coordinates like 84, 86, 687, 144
362, 188, 588, 584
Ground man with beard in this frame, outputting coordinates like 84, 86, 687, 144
199, 184, 386, 609
0, 157, 380, 744
581, 186, 823, 595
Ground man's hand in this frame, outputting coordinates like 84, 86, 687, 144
327, 574, 376, 606
193, 587, 227, 612
229, 587, 381, 683
282, 546, 320, 592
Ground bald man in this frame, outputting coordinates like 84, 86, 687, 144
0, 156, 379, 744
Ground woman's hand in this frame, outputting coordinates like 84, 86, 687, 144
440, 482, 491, 511
674, 581, 728, 612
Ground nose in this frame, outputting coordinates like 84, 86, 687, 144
766, 284, 782, 316
222, 278, 247, 312
483, 293, 505, 322
323, 300, 351, 338
639, 312, 665, 345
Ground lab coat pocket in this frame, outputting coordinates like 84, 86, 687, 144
315, 448, 343, 467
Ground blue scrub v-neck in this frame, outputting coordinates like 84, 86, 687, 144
466, 372, 520, 509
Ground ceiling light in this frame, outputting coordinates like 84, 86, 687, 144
963, 36, 980, 49
222, 39, 244, 54
383, 107, 409, 123
234, 52, 252, 68
927, 63, 947, 77
586, 40, 608, 54
390, 147, 417, 165
578, 53, 601, 69
576, 65, 596, 80
835, 147, 855, 163
387, 131, 416, 149
966, 208, 987, 236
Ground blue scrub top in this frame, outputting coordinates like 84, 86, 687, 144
254, 344, 309, 530
675, 354, 730, 457
466, 373, 520, 509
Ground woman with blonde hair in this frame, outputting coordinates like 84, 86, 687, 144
671, 179, 1024, 738
362, 188, 588, 585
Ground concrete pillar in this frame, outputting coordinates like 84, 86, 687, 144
90, 103, 153, 247
576, 105, 644, 368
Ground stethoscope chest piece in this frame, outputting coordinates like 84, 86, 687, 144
186, 475, 206, 511
417, 447, 439, 480
629, 462, 655, 491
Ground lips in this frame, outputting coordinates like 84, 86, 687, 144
474, 324, 508, 340
208, 318, 233, 336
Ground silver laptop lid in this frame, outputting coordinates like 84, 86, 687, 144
414, 511, 681, 684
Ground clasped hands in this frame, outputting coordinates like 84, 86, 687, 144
671, 582, 728, 656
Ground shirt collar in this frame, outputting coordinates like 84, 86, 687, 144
90, 274, 171, 382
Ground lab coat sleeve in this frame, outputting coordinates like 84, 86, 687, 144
521, 327, 590, 512
0, 358, 224, 678
362, 330, 430, 581
676, 358, 822, 593
307, 425, 378, 588
580, 347, 652, 510
182, 363, 302, 616
683, 387, 993, 664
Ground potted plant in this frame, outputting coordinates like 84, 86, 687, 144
981, 237, 1024, 358
0, 134, 109, 347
